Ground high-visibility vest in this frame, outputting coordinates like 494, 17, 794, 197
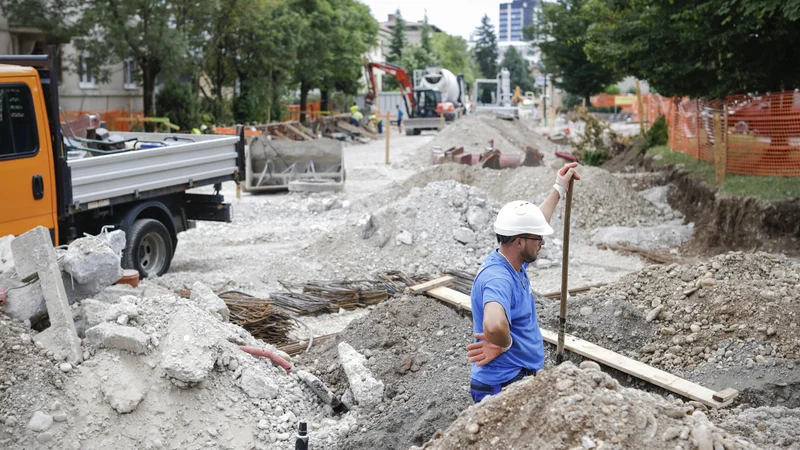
350, 105, 359, 114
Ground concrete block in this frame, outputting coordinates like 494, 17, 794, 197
160, 306, 223, 387
238, 366, 279, 399
288, 180, 344, 193
104, 230, 126, 256
85, 322, 149, 354
355, 214, 377, 239
11, 226, 82, 364
61, 236, 124, 290
297, 370, 341, 407
100, 368, 145, 413
189, 282, 230, 322
337, 342, 384, 408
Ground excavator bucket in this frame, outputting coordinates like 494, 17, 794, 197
243, 136, 344, 193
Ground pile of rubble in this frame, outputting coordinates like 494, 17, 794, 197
312, 180, 499, 277
419, 362, 759, 450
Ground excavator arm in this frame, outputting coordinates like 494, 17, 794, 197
363, 62, 416, 118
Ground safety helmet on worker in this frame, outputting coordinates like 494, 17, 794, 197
494, 200, 554, 237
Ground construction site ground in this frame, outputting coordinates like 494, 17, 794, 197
1, 114, 799, 450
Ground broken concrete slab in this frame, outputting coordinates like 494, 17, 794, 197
395, 230, 413, 246
465, 206, 490, 231
590, 221, 694, 250
337, 342, 384, 408
104, 230, 126, 256
189, 282, 230, 322
453, 227, 476, 245
238, 366, 279, 400
0, 235, 14, 276
81, 298, 139, 329
61, 235, 124, 293
10, 226, 82, 364
85, 322, 149, 354
160, 305, 223, 387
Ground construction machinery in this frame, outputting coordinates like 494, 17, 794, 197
0, 46, 245, 278
363, 62, 466, 136
243, 136, 344, 193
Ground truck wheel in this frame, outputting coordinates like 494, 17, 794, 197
123, 218, 174, 278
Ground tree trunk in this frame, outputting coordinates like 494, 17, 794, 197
320, 89, 329, 114
299, 80, 309, 123
142, 60, 159, 131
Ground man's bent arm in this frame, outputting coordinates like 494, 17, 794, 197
538, 189, 560, 223
483, 302, 511, 348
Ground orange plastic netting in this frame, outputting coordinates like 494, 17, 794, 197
636, 91, 800, 177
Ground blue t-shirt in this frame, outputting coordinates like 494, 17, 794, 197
397, 108, 403, 120
470, 249, 545, 385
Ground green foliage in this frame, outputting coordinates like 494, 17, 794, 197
156, 80, 200, 130
571, 107, 630, 164
560, 92, 582, 110
626, 86, 638, 95
388, 9, 407, 63
583, 0, 800, 98
646, 115, 669, 149
420, 10, 432, 55
432, 33, 479, 85
524, 0, 620, 103
501, 46, 535, 93
602, 85, 620, 95
473, 15, 498, 77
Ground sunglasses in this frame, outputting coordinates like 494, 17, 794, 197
517, 236, 544, 243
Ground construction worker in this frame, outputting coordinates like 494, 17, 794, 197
351, 109, 364, 128
370, 113, 383, 134
396, 104, 403, 133
350, 102, 359, 115
466, 162, 581, 403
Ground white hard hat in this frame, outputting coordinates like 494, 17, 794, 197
494, 201, 554, 237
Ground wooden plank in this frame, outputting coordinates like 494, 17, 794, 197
337, 121, 378, 138
542, 283, 607, 300
425, 286, 471, 312
417, 283, 736, 408
409, 276, 454, 294
284, 123, 315, 141
712, 388, 739, 403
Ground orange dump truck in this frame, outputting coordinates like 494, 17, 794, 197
0, 47, 244, 277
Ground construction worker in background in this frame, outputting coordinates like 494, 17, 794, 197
351, 109, 364, 128
350, 102, 359, 115
370, 113, 383, 134
396, 104, 403, 133
466, 163, 581, 403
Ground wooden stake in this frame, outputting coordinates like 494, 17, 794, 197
556, 178, 574, 365
636, 79, 645, 135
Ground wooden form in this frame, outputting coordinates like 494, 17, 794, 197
408, 280, 738, 408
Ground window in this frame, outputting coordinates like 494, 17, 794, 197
78, 55, 97, 89
0, 84, 39, 159
123, 59, 137, 90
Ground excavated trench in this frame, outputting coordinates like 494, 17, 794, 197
665, 169, 800, 256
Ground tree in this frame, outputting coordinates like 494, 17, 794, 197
388, 9, 407, 64
0, 0, 214, 119
292, 0, 376, 121
501, 46, 535, 92
524, 0, 620, 103
432, 33, 479, 85
473, 14, 498, 77
420, 10, 433, 55
583, 0, 800, 98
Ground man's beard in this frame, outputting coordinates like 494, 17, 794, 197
521, 249, 538, 264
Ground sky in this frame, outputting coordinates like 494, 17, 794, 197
358, 0, 505, 41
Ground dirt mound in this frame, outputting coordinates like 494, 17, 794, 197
713, 405, 800, 448
419, 362, 758, 450
296, 295, 474, 450
427, 115, 523, 156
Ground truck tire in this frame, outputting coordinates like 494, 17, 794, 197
123, 218, 174, 278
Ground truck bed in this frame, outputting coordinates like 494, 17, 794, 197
67, 133, 240, 210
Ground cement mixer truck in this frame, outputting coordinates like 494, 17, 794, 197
417, 67, 467, 112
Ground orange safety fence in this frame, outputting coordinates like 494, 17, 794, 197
637, 91, 800, 177
282, 100, 323, 122
61, 109, 144, 132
